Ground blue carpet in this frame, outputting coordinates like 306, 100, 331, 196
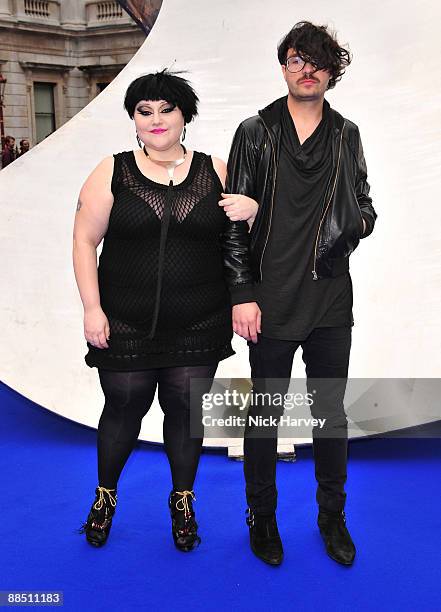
1, 381, 440, 611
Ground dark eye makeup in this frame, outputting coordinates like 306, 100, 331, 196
136, 103, 176, 116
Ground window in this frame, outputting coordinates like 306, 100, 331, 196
34, 82, 56, 143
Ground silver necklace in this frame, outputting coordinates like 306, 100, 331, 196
143, 144, 187, 182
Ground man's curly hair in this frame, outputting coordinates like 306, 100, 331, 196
277, 21, 352, 90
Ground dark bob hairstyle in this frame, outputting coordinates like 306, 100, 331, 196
277, 21, 352, 90
123, 69, 199, 124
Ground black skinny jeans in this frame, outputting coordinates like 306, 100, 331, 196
244, 327, 351, 514
96, 364, 218, 491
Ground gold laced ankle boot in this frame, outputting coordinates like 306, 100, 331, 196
79, 486, 117, 547
168, 490, 201, 552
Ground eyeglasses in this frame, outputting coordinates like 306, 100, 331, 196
285, 55, 321, 73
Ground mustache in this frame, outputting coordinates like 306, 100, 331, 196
298, 76, 319, 83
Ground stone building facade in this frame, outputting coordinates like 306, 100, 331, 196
0, 0, 148, 146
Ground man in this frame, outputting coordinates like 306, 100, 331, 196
1, 135, 17, 168
224, 21, 377, 566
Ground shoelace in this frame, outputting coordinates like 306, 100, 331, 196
174, 490, 196, 519
93, 486, 117, 512
77, 487, 117, 535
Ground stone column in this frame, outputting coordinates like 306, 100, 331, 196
0, 0, 12, 17
60, 0, 86, 30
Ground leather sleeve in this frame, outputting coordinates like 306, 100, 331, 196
356, 129, 377, 238
225, 120, 260, 199
221, 121, 259, 305
221, 219, 255, 305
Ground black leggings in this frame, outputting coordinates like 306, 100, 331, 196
96, 364, 218, 491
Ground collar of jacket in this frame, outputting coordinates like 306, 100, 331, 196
257, 95, 345, 161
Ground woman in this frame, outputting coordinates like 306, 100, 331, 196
73, 70, 257, 552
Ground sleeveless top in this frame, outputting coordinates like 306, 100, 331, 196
84, 150, 235, 370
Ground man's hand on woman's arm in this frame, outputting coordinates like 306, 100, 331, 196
218, 193, 259, 227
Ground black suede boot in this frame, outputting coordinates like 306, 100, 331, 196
317, 508, 356, 565
169, 490, 201, 552
246, 509, 284, 565
78, 486, 117, 547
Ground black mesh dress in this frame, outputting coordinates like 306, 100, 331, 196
84, 150, 235, 371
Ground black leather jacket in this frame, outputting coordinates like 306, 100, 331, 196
222, 96, 377, 305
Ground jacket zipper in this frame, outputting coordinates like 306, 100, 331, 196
259, 117, 277, 282
311, 121, 345, 280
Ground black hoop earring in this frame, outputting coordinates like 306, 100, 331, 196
136, 134, 142, 148
181, 126, 186, 142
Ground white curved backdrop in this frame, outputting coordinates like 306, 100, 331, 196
1, 0, 440, 443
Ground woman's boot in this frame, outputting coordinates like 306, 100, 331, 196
79, 486, 117, 547
168, 490, 201, 552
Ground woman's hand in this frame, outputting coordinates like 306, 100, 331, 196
84, 306, 110, 349
219, 193, 258, 223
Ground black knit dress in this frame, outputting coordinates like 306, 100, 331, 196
84, 150, 235, 371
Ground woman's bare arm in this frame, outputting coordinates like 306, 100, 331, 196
72, 156, 114, 348
212, 156, 227, 189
